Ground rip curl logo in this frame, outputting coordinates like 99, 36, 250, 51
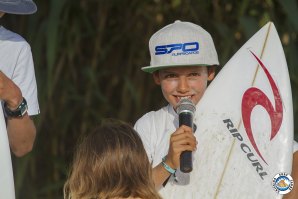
222, 50, 283, 180
155, 42, 199, 56
242, 50, 283, 165
223, 118, 268, 180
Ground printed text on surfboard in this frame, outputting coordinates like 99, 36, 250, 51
223, 119, 268, 180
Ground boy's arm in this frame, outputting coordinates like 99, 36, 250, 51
152, 163, 172, 188
153, 125, 197, 188
0, 71, 36, 157
283, 151, 298, 199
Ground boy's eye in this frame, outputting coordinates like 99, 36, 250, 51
164, 74, 177, 78
189, 72, 201, 77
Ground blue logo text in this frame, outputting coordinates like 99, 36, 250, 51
155, 42, 199, 55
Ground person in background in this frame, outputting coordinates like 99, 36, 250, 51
64, 119, 162, 199
0, 0, 39, 157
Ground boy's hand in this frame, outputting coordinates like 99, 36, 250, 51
0, 71, 22, 109
166, 125, 197, 169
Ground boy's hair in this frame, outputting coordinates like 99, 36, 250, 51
64, 119, 162, 199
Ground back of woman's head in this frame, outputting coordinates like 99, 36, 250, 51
64, 119, 161, 199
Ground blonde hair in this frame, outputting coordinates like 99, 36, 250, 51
64, 119, 161, 199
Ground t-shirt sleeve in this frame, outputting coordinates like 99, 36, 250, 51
134, 113, 153, 164
13, 42, 39, 116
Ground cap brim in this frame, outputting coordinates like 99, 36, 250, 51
141, 63, 216, 73
0, 2, 37, 15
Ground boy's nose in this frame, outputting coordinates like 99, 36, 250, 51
177, 77, 190, 93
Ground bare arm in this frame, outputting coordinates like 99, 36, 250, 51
152, 163, 172, 189
152, 125, 197, 188
0, 71, 36, 157
7, 115, 36, 157
283, 151, 298, 199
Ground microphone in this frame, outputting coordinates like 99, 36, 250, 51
176, 98, 196, 173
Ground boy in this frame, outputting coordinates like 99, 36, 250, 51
134, 20, 298, 197
0, 0, 39, 157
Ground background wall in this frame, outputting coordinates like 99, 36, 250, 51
1, 0, 298, 198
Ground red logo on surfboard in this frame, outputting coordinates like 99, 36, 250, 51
241, 51, 283, 165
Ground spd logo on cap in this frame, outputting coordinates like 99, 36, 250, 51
155, 42, 199, 56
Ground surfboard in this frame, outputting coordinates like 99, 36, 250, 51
159, 22, 293, 198
0, 104, 16, 199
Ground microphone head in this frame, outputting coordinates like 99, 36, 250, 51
176, 98, 196, 115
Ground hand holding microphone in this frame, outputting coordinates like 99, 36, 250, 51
165, 98, 197, 176
176, 98, 196, 173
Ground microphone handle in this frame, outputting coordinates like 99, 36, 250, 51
179, 112, 193, 173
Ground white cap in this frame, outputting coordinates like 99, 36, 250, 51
142, 20, 219, 73
0, 0, 37, 15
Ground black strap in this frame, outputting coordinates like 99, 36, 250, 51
193, 123, 197, 133
162, 175, 171, 187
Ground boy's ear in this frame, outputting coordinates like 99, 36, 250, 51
207, 66, 216, 81
153, 71, 161, 85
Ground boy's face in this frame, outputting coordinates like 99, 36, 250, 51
153, 66, 215, 109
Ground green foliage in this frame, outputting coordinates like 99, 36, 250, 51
2, 0, 297, 198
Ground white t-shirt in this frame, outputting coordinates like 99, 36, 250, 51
135, 104, 179, 168
135, 104, 298, 185
0, 26, 39, 116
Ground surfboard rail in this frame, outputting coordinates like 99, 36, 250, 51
0, 103, 16, 199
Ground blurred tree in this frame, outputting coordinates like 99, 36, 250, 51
1, 0, 297, 198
